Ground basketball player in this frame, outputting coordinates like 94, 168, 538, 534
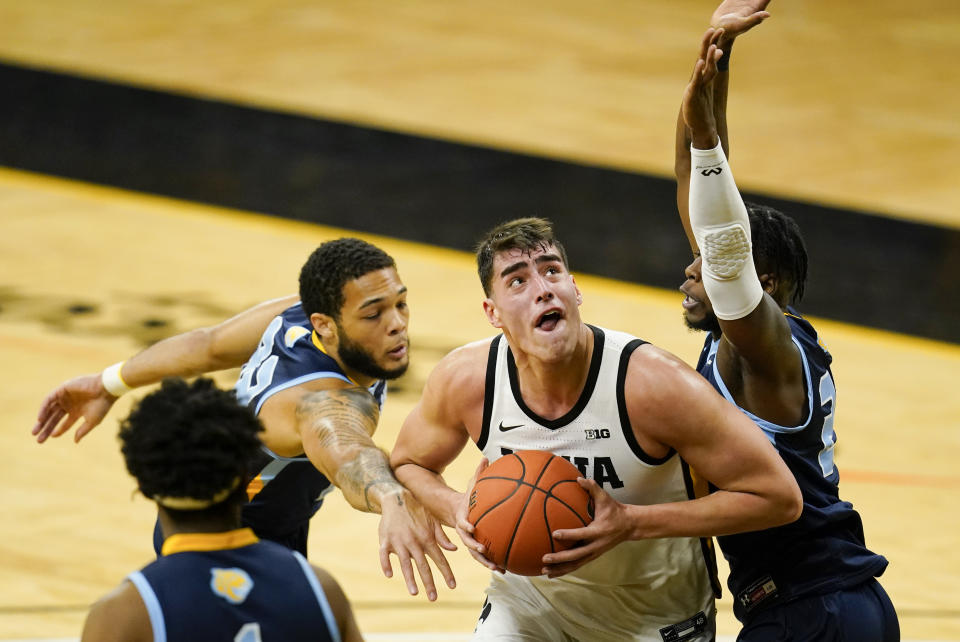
33, 238, 456, 602
389, 217, 803, 641
675, 7, 898, 639
81, 377, 362, 642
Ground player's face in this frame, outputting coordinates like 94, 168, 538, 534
679, 256, 720, 334
483, 244, 583, 362
335, 267, 410, 381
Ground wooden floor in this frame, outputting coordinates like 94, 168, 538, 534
2, 170, 959, 639
1, 1, 959, 639
0, 0, 958, 228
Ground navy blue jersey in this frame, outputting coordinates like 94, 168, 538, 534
696, 309, 888, 620
130, 529, 340, 642
236, 303, 386, 547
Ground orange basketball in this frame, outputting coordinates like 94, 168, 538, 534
467, 450, 593, 576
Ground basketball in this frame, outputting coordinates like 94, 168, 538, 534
467, 450, 594, 576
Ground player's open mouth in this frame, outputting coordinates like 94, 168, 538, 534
536, 309, 563, 331
387, 343, 408, 358
679, 285, 701, 310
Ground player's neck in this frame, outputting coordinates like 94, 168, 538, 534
157, 505, 244, 540
337, 362, 377, 388
513, 323, 593, 420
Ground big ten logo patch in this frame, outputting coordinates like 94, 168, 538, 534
584, 428, 610, 440
210, 567, 254, 604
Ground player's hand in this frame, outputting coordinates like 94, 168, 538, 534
32, 374, 117, 444
378, 488, 458, 601
541, 478, 631, 578
454, 457, 504, 573
710, 0, 771, 49
682, 28, 725, 146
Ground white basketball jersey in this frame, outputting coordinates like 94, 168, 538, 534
476, 325, 719, 642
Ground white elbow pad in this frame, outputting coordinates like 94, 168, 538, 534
689, 142, 763, 320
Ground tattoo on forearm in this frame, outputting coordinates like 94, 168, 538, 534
297, 388, 380, 445
297, 388, 402, 512
337, 450, 404, 512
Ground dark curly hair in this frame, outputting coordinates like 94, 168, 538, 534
746, 203, 809, 306
475, 217, 570, 296
119, 378, 263, 509
299, 238, 396, 320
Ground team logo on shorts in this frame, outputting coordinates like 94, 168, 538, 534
210, 567, 254, 604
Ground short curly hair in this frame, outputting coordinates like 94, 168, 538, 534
119, 378, 263, 508
475, 217, 570, 296
299, 238, 396, 320
747, 203, 809, 305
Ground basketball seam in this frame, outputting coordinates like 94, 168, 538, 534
471, 454, 528, 529
503, 454, 553, 572
542, 479, 590, 553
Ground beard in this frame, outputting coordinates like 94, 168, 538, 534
683, 310, 721, 335
337, 325, 408, 381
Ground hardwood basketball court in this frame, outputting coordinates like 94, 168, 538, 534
1, 1, 958, 639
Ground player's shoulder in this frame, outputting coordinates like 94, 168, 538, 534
425, 336, 496, 394
278, 299, 307, 320
629, 340, 686, 369
81, 580, 151, 642
440, 336, 497, 371
310, 563, 347, 603
785, 308, 828, 349
627, 341, 710, 401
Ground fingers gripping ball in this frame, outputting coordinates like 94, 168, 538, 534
468, 450, 593, 576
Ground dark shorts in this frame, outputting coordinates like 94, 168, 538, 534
738, 579, 899, 642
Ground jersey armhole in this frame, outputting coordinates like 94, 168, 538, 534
126, 572, 166, 642
616, 340, 675, 465
476, 335, 502, 451
292, 551, 341, 642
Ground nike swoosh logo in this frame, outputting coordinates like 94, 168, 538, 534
498, 422, 524, 432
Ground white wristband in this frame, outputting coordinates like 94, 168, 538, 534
102, 362, 133, 397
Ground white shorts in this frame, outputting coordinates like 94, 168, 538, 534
471, 572, 716, 642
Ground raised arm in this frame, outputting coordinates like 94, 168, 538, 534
32, 295, 297, 443
291, 386, 456, 602
676, 0, 771, 253
683, 26, 803, 409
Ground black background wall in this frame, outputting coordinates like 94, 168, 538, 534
3, 62, 957, 343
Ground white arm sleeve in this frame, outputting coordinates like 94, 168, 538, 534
689, 142, 763, 320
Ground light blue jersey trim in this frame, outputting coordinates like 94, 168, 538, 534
253, 444, 338, 499
292, 551, 341, 642
708, 335, 814, 441
252, 373, 354, 415
127, 571, 166, 642
259, 443, 309, 463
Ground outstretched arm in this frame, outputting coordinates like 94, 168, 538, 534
294, 387, 457, 602
390, 343, 500, 573
675, 0, 770, 253
32, 295, 297, 443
